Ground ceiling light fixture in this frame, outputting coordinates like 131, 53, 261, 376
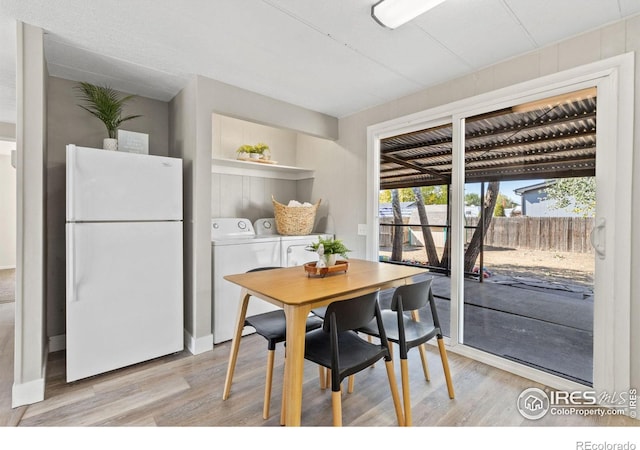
371, 0, 447, 29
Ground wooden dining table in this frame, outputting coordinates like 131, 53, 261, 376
221, 258, 427, 426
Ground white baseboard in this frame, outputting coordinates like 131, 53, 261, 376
12, 377, 45, 407
184, 329, 213, 355
0, 265, 16, 270
50, 331, 213, 355
49, 334, 66, 352
12, 342, 48, 407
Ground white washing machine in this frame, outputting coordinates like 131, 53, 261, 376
254, 218, 332, 268
211, 218, 281, 344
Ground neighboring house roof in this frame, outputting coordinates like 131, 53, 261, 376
514, 180, 557, 195
380, 202, 480, 221
379, 201, 416, 218
409, 206, 448, 226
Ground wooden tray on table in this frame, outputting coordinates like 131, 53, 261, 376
304, 260, 349, 278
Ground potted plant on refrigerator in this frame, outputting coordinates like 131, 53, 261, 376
75, 82, 142, 151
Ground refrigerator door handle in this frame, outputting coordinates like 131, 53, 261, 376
67, 226, 76, 303
66, 144, 76, 221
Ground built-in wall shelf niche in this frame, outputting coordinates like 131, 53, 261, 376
211, 157, 314, 180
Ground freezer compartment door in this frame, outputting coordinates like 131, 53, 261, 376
66, 221, 183, 382
66, 144, 182, 222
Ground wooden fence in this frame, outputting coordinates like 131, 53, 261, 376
380, 216, 595, 253
468, 216, 594, 253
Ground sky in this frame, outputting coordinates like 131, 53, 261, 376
466, 179, 544, 204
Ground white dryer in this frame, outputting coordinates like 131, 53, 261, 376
254, 218, 332, 268
211, 218, 281, 344
280, 233, 333, 267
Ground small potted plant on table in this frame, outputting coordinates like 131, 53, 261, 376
307, 236, 350, 267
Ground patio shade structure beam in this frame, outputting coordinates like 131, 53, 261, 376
380, 93, 597, 190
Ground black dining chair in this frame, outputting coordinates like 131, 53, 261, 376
228, 267, 324, 420
311, 306, 356, 393
357, 278, 455, 426
303, 291, 405, 426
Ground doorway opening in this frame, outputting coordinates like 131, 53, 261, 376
0, 139, 16, 305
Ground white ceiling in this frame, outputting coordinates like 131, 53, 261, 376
0, 0, 639, 124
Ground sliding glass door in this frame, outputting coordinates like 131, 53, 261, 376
370, 55, 634, 395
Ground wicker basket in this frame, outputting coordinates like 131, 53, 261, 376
272, 196, 321, 235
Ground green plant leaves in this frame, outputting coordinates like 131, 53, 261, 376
307, 237, 351, 259
75, 82, 142, 138
236, 142, 270, 154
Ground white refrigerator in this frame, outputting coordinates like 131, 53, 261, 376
65, 144, 184, 382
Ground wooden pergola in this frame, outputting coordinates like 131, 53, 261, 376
380, 87, 597, 190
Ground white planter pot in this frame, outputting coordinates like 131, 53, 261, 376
103, 138, 118, 151
323, 254, 337, 267
249, 153, 260, 159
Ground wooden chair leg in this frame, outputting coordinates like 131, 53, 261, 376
280, 361, 287, 425
400, 358, 412, 426
437, 337, 455, 399
388, 341, 394, 359
326, 367, 330, 387
418, 343, 430, 381
222, 291, 250, 400
331, 390, 342, 426
222, 337, 240, 400
384, 360, 405, 426
347, 375, 355, 394
319, 366, 326, 390
263, 349, 275, 419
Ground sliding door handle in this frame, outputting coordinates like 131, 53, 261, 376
590, 218, 606, 260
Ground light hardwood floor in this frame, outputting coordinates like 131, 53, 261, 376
0, 301, 637, 427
